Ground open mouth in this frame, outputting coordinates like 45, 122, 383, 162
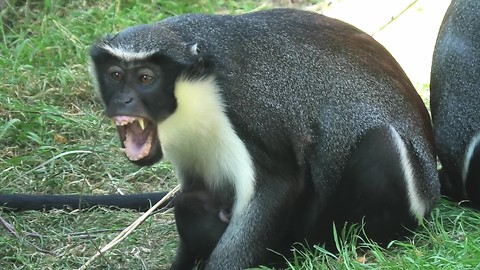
114, 116, 156, 161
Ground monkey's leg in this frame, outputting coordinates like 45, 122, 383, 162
326, 126, 425, 245
204, 179, 296, 270
465, 136, 480, 207
434, 128, 467, 201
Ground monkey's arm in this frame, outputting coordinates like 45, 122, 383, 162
205, 178, 296, 269
0, 192, 172, 212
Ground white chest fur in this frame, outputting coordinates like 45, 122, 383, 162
158, 76, 256, 216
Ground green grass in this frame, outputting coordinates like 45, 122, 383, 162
280, 202, 480, 270
1, 0, 480, 269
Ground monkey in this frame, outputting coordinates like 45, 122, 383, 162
88, 8, 440, 269
172, 191, 230, 269
430, 0, 480, 207
0, 192, 171, 212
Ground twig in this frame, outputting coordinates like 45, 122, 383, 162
78, 185, 181, 270
0, 214, 19, 237
0, 214, 42, 238
0, 214, 56, 255
371, 0, 419, 36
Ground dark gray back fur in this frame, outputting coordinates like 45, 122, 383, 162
431, 0, 480, 194
103, 7, 439, 211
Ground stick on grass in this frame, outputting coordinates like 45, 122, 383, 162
78, 185, 181, 270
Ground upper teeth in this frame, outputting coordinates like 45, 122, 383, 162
114, 117, 145, 130
138, 118, 145, 130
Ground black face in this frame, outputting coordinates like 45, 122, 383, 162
91, 47, 183, 166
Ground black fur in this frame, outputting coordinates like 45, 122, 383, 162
87, 8, 441, 269
430, 0, 480, 207
172, 191, 229, 269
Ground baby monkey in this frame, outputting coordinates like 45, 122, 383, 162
173, 191, 231, 269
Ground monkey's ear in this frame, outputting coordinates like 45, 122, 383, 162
183, 54, 215, 80
186, 38, 206, 56
182, 40, 214, 79
189, 43, 201, 55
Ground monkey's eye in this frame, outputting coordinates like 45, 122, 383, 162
108, 66, 124, 82
138, 74, 154, 85
111, 71, 123, 81
137, 68, 156, 86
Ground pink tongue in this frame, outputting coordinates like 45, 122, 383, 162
125, 137, 141, 161
113, 116, 152, 161
123, 125, 152, 161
